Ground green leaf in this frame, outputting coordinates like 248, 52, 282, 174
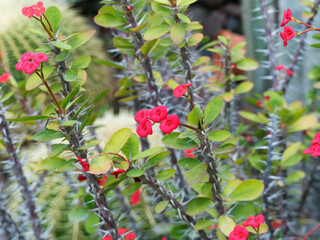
180, 0, 197, 6
188, 33, 203, 47
87, 155, 112, 174
170, 23, 185, 44
141, 39, 158, 56
61, 86, 80, 110
286, 171, 306, 184
144, 151, 170, 170
70, 30, 96, 50
239, 111, 269, 124
185, 197, 212, 216
49, 144, 69, 157
204, 97, 223, 125
230, 179, 264, 201
144, 25, 170, 41
312, 33, 320, 40
69, 207, 90, 222
103, 128, 132, 154
44, 6, 62, 33
234, 81, 254, 94
59, 120, 77, 127
132, 147, 165, 160
310, 42, 320, 48
188, 105, 203, 127
55, 50, 68, 62
208, 130, 231, 142
33, 129, 64, 141
156, 169, 176, 181
280, 154, 303, 169
94, 13, 127, 28
127, 169, 144, 177
50, 41, 72, 50
63, 69, 77, 82
26, 66, 55, 91
155, 201, 168, 213
177, 13, 191, 24
235, 58, 259, 71
162, 132, 198, 150
178, 158, 201, 169
248, 154, 265, 170
218, 215, 236, 236
122, 182, 140, 196
184, 163, 207, 185
154, 0, 171, 4
78, 140, 102, 150
288, 115, 318, 133
85, 214, 99, 234
27, 27, 46, 37
93, 59, 127, 70
121, 133, 140, 160
212, 144, 235, 154
194, 220, 215, 230
7, 115, 52, 122
72, 56, 91, 69
35, 157, 75, 172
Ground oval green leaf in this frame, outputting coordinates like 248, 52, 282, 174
185, 197, 212, 216
162, 132, 198, 150
144, 24, 170, 41
184, 163, 207, 185
170, 23, 185, 45
87, 155, 112, 174
209, 130, 231, 142
235, 58, 259, 71
230, 179, 264, 201
204, 97, 223, 125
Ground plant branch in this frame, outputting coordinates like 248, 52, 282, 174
302, 224, 320, 240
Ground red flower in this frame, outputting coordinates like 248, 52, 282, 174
149, 105, 167, 122
229, 225, 249, 240
77, 174, 87, 181
98, 175, 108, 186
22, 6, 34, 18
21, 52, 35, 61
134, 109, 149, 123
303, 143, 320, 156
184, 148, 197, 158
257, 100, 262, 108
33, 53, 48, 64
77, 156, 90, 171
280, 26, 295, 47
264, 96, 270, 101
0, 73, 9, 83
136, 120, 153, 138
274, 65, 284, 70
271, 220, 284, 229
280, 9, 292, 27
130, 190, 141, 205
242, 214, 265, 228
110, 169, 126, 179
32, 2, 45, 17
159, 114, 179, 134
15, 61, 27, 71
23, 61, 39, 74
103, 228, 136, 240
310, 132, 320, 144
285, 68, 294, 76
173, 83, 193, 98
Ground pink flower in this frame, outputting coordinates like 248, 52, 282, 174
110, 169, 126, 179
23, 61, 39, 74
280, 9, 292, 27
15, 61, 27, 71
32, 2, 45, 17
0, 73, 9, 83
21, 52, 35, 61
137, 120, 153, 138
149, 105, 167, 122
264, 96, 270, 101
77, 156, 90, 171
77, 174, 87, 181
285, 68, 294, 76
173, 83, 193, 98
275, 65, 285, 70
33, 53, 48, 64
98, 175, 108, 186
229, 225, 249, 240
130, 190, 141, 205
134, 109, 149, 123
22, 6, 34, 18
242, 214, 265, 228
280, 26, 295, 47
257, 100, 262, 108
184, 148, 197, 158
310, 132, 320, 144
103, 228, 136, 240
303, 143, 320, 156
159, 114, 179, 134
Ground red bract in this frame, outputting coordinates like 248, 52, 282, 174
15, 61, 27, 71
21, 52, 35, 61
257, 100, 262, 108
280, 8, 292, 27
173, 83, 193, 98
159, 114, 179, 134
149, 105, 167, 122
33, 53, 49, 64
24, 61, 39, 74
0, 73, 9, 83
103, 228, 136, 240
264, 96, 270, 101
130, 190, 141, 205
32, 2, 45, 17
134, 109, 149, 123
285, 68, 294, 76
110, 169, 126, 179
184, 148, 197, 158
280, 26, 295, 47
22, 6, 34, 18
98, 175, 108, 186
242, 214, 265, 228
275, 65, 285, 70
303, 143, 320, 156
310, 132, 320, 144
229, 225, 249, 240
136, 120, 153, 138
77, 174, 87, 181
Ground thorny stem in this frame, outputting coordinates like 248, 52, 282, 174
281, 0, 320, 93
138, 171, 213, 239
0, 203, 25, 240
0, 103, 43, 240
302, 224, 320, 240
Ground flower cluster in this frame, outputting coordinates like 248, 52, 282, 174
130, 190, 141, 205
173, 83, 192, 98
242, 214, 265, 228
22, 2, 45, 18
134, 106, 179, 137
280, 26, 295, 47
0, 73, 9, 83
103, 228, 136, 240
16, 52, 48, 74
303, 132, 320, 156
274, 65, 294, 76
229, 225, 249, 240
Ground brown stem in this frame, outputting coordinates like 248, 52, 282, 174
42, 14, 54, 33
179, 123, 200, 133
38, 19, 54, 38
